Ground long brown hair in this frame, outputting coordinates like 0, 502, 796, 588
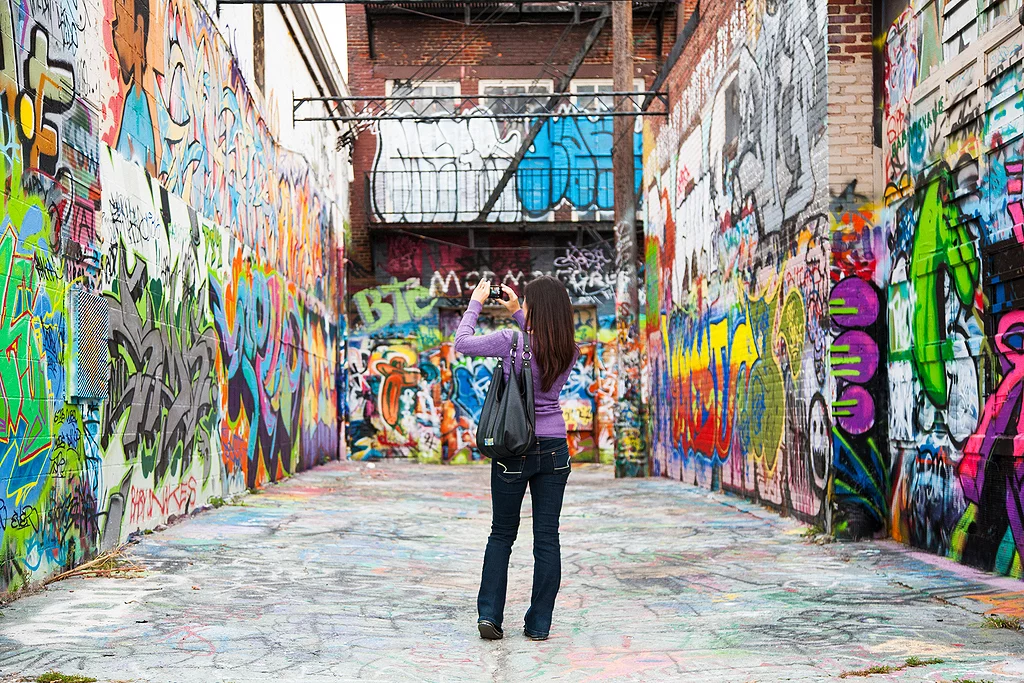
524, 276, 578, 392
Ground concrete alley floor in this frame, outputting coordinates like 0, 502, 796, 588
2, 462, 1024, 683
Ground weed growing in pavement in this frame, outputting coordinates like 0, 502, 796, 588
209, 497, 226, 508
839, 664, 898, 677
905, 656, 944, 667
34, 672, 97, 683
981, 615, 1023, 631
839, 657, 945, 678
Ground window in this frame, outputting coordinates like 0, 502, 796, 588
573, 82, 614, 112
479, 80, 554, 118
387, 80, 461, 116
570, 79, 645, 113
478, 79, 554, 140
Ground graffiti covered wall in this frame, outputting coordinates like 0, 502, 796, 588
829, 191, 889, 537
878, 0, 1024, 577
346, 233, 618, 463
0, 0, 342, 593
642, 0, 830, 522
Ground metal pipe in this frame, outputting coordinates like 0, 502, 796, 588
298, 91, 663, 101
219, 0, 646, 4
295, 110, 665, 121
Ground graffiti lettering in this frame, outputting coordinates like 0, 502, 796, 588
353, 279, 438, 334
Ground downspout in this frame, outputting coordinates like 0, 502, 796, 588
280, 4, 348, 133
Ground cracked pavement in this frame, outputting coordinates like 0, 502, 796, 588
2, 460, 1024, 682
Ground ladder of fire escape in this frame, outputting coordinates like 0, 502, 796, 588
473, 3, 611, 222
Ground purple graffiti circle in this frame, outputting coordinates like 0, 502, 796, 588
833, 330, 879, 384
836, 385, 875, 435
831, 277, 879, 328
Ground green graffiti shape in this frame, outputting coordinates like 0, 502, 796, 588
910, 172, 979, 409
354, 279, 437, 334
778, 290, 806, 378
738, 296, 785, 471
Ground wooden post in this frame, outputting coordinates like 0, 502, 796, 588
612, 0, 645, 477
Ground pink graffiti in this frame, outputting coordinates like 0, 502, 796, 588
1007, 161, 1024, 245
960, 311, 1024, 551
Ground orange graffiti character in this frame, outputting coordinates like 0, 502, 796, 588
374, 356, 420, 429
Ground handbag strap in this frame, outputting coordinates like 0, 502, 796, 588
508, 329, 531, 371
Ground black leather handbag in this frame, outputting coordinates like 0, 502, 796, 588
477, 331, 535, 459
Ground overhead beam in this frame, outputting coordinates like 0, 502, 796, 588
370, 222, 617, 234
293, 91, 667, 122
298, 109, 664, 121
218, 0, 640, 4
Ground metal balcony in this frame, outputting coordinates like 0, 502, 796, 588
364, 166, 641, 226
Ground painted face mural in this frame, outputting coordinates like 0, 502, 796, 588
642, 0, 830, 521
0, 0, 342, 594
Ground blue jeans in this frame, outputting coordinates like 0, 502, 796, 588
478, 437, 571, 637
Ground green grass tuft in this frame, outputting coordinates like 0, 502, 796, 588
839, 656, 945, 678
209, 496, 226, 509
982, 615, 1023, 631
35, 672, 97, 683
904, 656, 943, 667
839, 665, 898, 678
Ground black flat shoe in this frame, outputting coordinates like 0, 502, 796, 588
478, 620, 503, 640
523, 628, 548, 641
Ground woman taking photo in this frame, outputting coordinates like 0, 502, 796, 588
454, 275, 579, 642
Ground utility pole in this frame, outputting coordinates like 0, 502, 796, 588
612, 0, 645, 477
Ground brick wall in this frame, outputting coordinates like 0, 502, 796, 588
364, 12, 670, 71
346, 5, 375, 282
828, 0, 875, 194
641, 0, 831, 524
826, 1, 889, 540
345, 5, 674, 281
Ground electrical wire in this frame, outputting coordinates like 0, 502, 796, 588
339, 3, 511, 123
378, 2, 513, 114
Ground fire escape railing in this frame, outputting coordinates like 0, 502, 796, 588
365, 166, 643, 224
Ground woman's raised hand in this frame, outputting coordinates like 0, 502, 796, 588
471, 278, 491, 304
500, 285, 521, 314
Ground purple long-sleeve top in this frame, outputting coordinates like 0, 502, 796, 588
454, 300, 574, 438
